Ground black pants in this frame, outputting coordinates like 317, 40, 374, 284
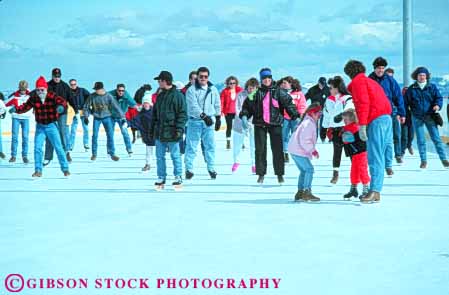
254, 125, 284, 176
331, 127, 344, 168
225, 114, 235, 138
318, 114, 327, 142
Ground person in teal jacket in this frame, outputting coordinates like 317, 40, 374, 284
109, 83, 137, 156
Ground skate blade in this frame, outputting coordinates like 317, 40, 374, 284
173, 185, 183, 191
154, 185, 165, 191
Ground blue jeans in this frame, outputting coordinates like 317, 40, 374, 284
11, 118, 30, 158
367, 115, 392, 192
35, 123, 69, 172
69, 115, 89, 150
291, 154, 314, 190
113, 118, 132, 152
185, 119, 216, 172
155, 140, 182, 179
413, 115, 447, 162
385, 115, 402, 167
45, 114, 69, 160
92, 117, 115, 156
282, 118, 298, 152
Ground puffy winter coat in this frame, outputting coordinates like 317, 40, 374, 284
305, 84, 330, 106
150, 86, 187, 142
284, 90, 306, 119
287, 114, 317, 159
347, 73, 392, 125
368, 72, 405, 117
322, 94, 352, 128
233, 90, 256, 133
129, 108, 155, 146
6, 90, 33, 119
240, 82, 299, 127
342, 122, 367, 157
220, 86, 243, 115
404, 82, 443, 120
186, 81, 221, 119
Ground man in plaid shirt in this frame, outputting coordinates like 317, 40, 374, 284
9, 76, 70, 177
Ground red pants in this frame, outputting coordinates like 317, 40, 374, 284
350, 152, 370, 185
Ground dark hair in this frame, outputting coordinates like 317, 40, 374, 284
327, 76, 350, 95
411, 67, 431, 81
344, 60, 366, 79
385, 68, 394, 75
0, 92, 4, 101
69, 79, 77, 84
225, 75, 239, 87
188, 70, 197, 80
244, 77, 259, 90
197, 66, 210, 76
372, 57, 388, 69
116, 83, 126, 89
280, 76, 302, 91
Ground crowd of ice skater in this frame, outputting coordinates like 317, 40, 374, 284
0, 56, 448, 203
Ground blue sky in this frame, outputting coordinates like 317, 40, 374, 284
1, 0, 448, 92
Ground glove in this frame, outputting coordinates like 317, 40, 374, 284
200, 113, 213, 127
9, 106, 16, 114
359, 125, 368, 141
56, 105, 65, 114
215, 116, 221, 131
312, 150, 319, 159
241, 116, 249, 130
174, 130, 183, 141
326, 128, 333, 141
0, 113, 5, 119
83, 117, 89, 125
120, 118, 127, 125
334, 113, 343, 124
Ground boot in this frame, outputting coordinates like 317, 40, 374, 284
226, 139, 231, 150
91, 155, 97, 161
172, 176, 183, 187
23, 157, 29, 164
302, 189, 320, 202
154, 178, 166, 190
277, 175, 284, 184
330, 170, 339, 184
63, 171, 71, 177
0, 152, 5, 159
257, 175, 264, 184
386, 167, 394, 177
32, 171, 42, 178
360, 191, 380, 203
294, 190, 304, 202
142, 164, 151, 172
284, 153, 289, 163
66, 152, 72, 163
111, 155, 120, 161
208, 170, 217, 179
185, 170, 194, 180
420, 161, 427, 169
395, 156, 403, 164
343, 185, 358, 200
9, 156, 16, 163
442, 160, 449, 168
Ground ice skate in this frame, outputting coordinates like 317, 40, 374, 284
386, 167, 394, 177
9, 156, 16, 163
302, 189, 320, 202
22, 157, 29, 164
343, 186, 358, 200
277, 175, 284, 185
420, 161, 427, 169
84, 145, 90, 152
0, 152, 5, 160
63, 171, 71, 177
185, 171, 194, 180
294, 190, 304, 202
111, 155, 120, 161
66, 152, 72, 163
442, 160, 449, 168
208, 170, 217, 180
142, 164, 151, 172
172, 176, 183, 191
360, 191, 380, 203
257, 175, 264, 184
154, 178, 166, 191
32, 171, 42, 178
330, 170, 339, 184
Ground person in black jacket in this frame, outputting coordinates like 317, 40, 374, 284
305, 77, 330, 142
67, 79, 91, 151
240, 68, 299, 184
150, 71, 187, 188
44, 68, 72, 165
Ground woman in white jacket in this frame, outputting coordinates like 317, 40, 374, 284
322, 76, 353, 184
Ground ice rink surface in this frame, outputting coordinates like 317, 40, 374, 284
1, 127, 449, 295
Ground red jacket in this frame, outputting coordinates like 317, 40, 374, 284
220, 86, 243, 115
348, 73, 392, 125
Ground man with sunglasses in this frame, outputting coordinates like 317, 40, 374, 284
43, 68, 72, 166
9, 76, 70, 177
184, 66, 221, 180
68, 79, 91, 152
109, 83, 136, 156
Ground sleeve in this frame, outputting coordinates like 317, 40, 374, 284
220, 89, 226, 115
351, 81, 370, 125
279, 89, 299, 120
83, 89, 90, 100
186, 86, 202, 118
298, 122, 316, 154
392, 78, 406, 117
0, 100, 6, 115
305, 88, 312, 101
432, 85, 443, 109
110, 95, 125, 118
321, 100, 330, 128
129, 112, 142, 131
175, 92, 187, 132
5, 97, 18, 108
213, 88, 221, 116
240, 95, 252, 119
125, 91, 137, 107
55, 95, 67, 108
83, 95, 92, 117
15, 96, 35, 114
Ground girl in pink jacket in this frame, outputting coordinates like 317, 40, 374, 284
288, 103, 322, 202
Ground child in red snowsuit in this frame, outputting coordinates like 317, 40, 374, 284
341, 109, 370, 199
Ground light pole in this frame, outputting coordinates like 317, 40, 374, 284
403, 0, 413, 87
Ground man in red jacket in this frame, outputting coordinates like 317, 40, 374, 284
344, 60, 392, 203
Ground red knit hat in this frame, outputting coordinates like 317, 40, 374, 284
35, 76, 48, 89
306, 105, 322, 115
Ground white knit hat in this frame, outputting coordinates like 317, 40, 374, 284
142, 90, 152, 105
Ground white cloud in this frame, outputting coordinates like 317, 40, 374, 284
87, 29, 144, 48
0, 41, 22, 53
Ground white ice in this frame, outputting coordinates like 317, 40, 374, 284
1, 117, 449, 295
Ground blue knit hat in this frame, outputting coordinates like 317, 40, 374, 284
259, 68, 272, 80
416, 67, 429, 76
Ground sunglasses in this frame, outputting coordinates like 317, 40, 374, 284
199, 75, 208, 79
228, 82, 236, 85
117, 89, 125, 92
70, 84, 77, 86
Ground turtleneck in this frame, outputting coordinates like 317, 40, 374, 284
418, 81, 427, 90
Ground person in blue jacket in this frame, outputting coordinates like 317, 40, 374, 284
109, 83, 137, 156
369, 57, 406, 175
404, 66, 449, 169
